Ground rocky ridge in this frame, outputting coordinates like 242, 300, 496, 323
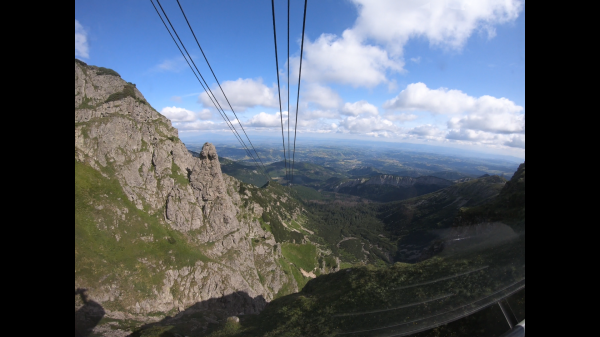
74, 60, 298, 328
328, 175, 453, 192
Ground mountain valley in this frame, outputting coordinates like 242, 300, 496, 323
75, 60, 525, 337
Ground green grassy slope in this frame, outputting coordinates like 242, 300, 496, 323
339, 180, 452, 202
455, 162, 525, 231
293, 174, 507, 266
218, 156, 269, 187
200, 164, 526, 337
379, 175, 508, 236
75, 160, 213, 314
266, 161, 347, 185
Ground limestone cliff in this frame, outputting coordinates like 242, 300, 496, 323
74, 59, 297, 327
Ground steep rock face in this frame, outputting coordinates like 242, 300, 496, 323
74, 60, 295, 323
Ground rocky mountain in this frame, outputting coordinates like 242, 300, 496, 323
75, 59, 303, 334
134, 164, 525, 337
347, 166, 382, 177
74, 59, 524, 336
321, 174, 454, 202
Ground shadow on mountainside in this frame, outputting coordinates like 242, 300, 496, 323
75, 288, 105, 337
129, 291, 266, 337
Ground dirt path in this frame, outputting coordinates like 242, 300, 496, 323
300, 268, 316, 278
337, 236, 358, 248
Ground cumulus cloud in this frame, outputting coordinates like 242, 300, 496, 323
294, 30, 404, 88
199, 78, 278, 112
351, 0, 523, 54
444, 129, 525, 151
301, 109, 340, 120
340, 100, 379, 116
75, 20, 89, 58
385, 112, 418, 122
384, 82, 524, 134
198, 109, 212, 120
160, 106, 197, 122
447, 107, 524, 134
289, 1, 521, 88
383, 82, 476, 114
504, 135, 525, 148
247, 111, 288, 128
303, 84, 343, 109
409, 125, 445, 138
446, 129, 495, 142
339, 115, 397, 134
176, 120, 218, 131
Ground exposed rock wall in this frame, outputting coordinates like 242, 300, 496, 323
75, 60, 295, 322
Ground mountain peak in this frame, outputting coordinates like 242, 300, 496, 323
75, 61, 296, 323
200, 142, 218, 160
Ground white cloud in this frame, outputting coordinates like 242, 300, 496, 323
176, 120, 218, 131
171, 96, 182, 103
75, 20, 89, 59
289, 0, 522, 88
410, 57, 421, 64
199, 78, 278, 112
296, 118, 319, 129
160, 107, 196, 122
247, 111, 288, 128
409, 125, 445, 138
445, 129, 523, 147
351, 0, 523, 54
447, 102, 525, 134
301, 109, 340, 120
384, 82, 524, 134
303, 84, 343, 109
446, 129, 494, 141
339, 115, 397, 134
340, 100, 379, 116
385, 113, 418, 122
504, 135, 525, 149
295, 30, 404, 88
198, 109, 212, 120
383, 82, 476, 114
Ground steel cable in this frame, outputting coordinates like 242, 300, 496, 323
291, 0, 308, 184
151, 0, 271, 180
175, 0, 271, 177
270, 0, 289, 182
287, 0, 290, 183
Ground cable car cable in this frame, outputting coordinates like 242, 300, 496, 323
151, 0, 256, 173
291, 0, 308, 184
175, 0, 271, 177
269, 0, 289, 182
155, 0, 270, 179
151, 0, 271, 181
287, 0, 291, 184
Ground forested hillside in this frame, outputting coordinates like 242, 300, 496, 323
170, 163, 526, 337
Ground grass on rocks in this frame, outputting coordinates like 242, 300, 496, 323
281, 243, 317, 272
75, 160, 213, 311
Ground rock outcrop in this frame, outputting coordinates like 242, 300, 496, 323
74, 59, 296, 327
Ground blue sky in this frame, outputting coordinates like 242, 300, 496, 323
75, 0, 525, 158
